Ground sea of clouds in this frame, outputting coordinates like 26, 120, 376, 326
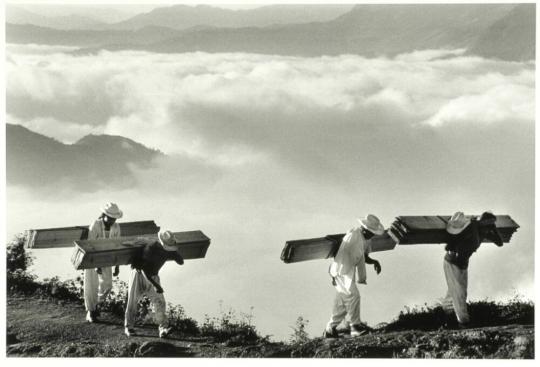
6, 44, 534, 340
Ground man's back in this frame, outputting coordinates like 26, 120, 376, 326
131, 241, 183, 277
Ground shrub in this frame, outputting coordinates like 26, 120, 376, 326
384, 297, 534, 331
200, 302, 266, 345
166, 303, 200, 336
6, 234, 33, 272
38, 276, 83, 302
99, 277, 129, 318
7, 269, 39, 294
289, 316, 310, 344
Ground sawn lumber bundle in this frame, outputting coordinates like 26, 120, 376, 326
281, 215, 519, 264
71, 231, 211, 270
389, 215, 519, 245
281, 232, 397, 264
25, 221, 160, 249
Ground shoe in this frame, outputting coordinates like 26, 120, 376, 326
125, 327, 136, 337
159, 326, 172, 338
85, 310, 98, 323
336, 325, 351, 335
350, 324, 369, 337
323, 327, 339, 339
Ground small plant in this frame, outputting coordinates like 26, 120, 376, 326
289, 316, 310, 344
200, 302, 266, 345
166, 303, 199, 335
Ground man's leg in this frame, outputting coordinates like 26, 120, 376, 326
346, 283, 361, 326
84, 268, 99, 321
441, 258, 456, 315
124, 270, 142, 335
146, 275, 170, 337
97, 266, 113, 306
344, 284, 366, 336
326, 291, 347, 335
443, 259, 470, 324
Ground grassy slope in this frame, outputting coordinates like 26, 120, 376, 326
7, 294, 534, 358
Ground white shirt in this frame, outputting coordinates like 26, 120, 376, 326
329, 227, 371, 294
88, 218, 121, 240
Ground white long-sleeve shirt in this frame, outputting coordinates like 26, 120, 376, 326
88, 218, 121, 240
329, 227, 371, 294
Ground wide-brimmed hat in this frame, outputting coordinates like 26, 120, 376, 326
158, 230, 177, 251
101, 202, 123, 219
447, 211, 470, 234
358, 214, 385, 236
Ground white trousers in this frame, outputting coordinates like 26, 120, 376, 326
441, 258, 470, 324
326, 280, 361, 329
124, 270, 168, 329
84, 267, 112, 312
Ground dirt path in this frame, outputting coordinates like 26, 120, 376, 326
6, 295, 535, 358
6, 295, 211, 357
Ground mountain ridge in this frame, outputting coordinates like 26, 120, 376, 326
6, 3, 534, 61
6, 123, 163, 191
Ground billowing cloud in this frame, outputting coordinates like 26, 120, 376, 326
5, 45, 534, 341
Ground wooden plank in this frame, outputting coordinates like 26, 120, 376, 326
397, 216, 448, 231
71, 230, 210, 270
397, 215, 519, 231
25, 221, 160, 249
280, 238, 336, 264
282, 215, 519, 263
391, 215, 519, 245
281, 231, 397, 264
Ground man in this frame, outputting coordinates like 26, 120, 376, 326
124, 230, 184, 338
324, 214, 384, 338
84, 202, 123, 323
441, 211, 503, 328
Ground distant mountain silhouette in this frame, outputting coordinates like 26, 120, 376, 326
467, 4, 535, 61
6, 23, 185, 47
109, 4, 353, 30
6, 4, 143, 24
6, 6, 106, 30
6, 3, 535, 61
6, 124, 163, 191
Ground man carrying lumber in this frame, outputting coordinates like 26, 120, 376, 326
324, 214, 384, 338
124, 230, 184, 338
84, 202, 123, 323
441, 211, 503, 328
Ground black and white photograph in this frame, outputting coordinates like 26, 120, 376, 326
3, 0, 536, 359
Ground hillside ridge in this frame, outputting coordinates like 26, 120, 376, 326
6, 294, 534, 358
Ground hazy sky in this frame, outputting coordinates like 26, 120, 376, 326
5, 41, 535, 341
8, 1, 276, 21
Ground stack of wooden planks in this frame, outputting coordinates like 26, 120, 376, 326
71, 230, 211, 270
25, 221, 160, 249
281, 215, 519, 264
389, 215, 519, 245
281, 231, 397, 264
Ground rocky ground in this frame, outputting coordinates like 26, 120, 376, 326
6, 295, 534, 358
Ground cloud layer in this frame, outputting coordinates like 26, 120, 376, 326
6, 45, 535, 340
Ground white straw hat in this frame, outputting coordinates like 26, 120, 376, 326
358, 214, 385, 236
101, 202, 123, 219
158, 230, 177, 251
447, 211, 471, 235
